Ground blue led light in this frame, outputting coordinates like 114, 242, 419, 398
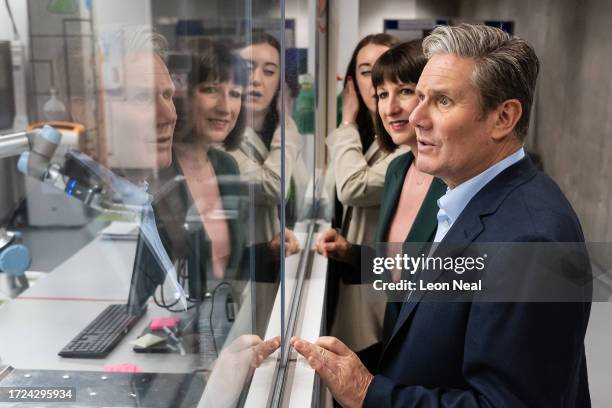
66, 178, 78, 195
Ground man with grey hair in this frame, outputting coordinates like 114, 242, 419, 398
292, 24, 590, 407
100, 26, 177, 170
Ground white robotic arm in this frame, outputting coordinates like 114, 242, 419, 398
0, 126, 58, 286
1, 126, 145, 218
0, 126, 187, 308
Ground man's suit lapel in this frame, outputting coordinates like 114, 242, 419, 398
383, 157, 539, 355
382, 210, 484, 357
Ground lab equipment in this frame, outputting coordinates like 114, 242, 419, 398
0, 41, 15, 131
0, 229, 30, 275
58, 304, 146, 358
0, 126, 187, 307
24, 122, 88, 227
60, 229, 233, 360
0, 40, 27, 131
58, 223, 170, 359
41, 89, 68, 122
1, 126, 142, 216
0, 228, 31, 298
10, 41, 28, 130
0, 126, 61, 169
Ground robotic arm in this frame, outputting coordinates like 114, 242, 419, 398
1, 126, 146, 217
0, 125, 61, 175
0, 126, 59, 287
0, 126, 187, 307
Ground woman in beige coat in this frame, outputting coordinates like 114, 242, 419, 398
227, 32, 307, 245
224, 33, 306, 336
326, 33, 406, 352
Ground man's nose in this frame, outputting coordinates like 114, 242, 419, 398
409, 98, 429, 130
157, 95, 177, 123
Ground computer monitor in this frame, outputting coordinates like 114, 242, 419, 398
126, 226, 210, 315
126, 231, 167, 314
126, 166, 249, 315
126, 177, 208, 315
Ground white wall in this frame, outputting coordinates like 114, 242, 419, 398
358, 0, 417, 38
257, 0, 311, 49
358, 0, 461, 39
285, 0, 309, 49
94, 0, 152, 28
332, 0, 359, 79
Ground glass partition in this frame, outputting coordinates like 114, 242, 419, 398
0, 0, 325, 406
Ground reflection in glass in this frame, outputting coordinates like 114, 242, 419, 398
0, 0, 300, 405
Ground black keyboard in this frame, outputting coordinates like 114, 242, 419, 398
58, 304, 145, 358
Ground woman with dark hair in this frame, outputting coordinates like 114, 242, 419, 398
317, 40, 446, 371
326, 33, 404, 354
239, 32, 299, 147
151, 39, 299, 335
226, 32, 307, 245
371, 40, 445, 253
154, 40, 249, 282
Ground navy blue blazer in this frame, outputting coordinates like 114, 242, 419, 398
364, 157, 592, 407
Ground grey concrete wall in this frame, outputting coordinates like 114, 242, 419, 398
457, 0, 612, 243
457, 2, 612, 406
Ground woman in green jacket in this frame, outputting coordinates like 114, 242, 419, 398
317, 40, 447, 367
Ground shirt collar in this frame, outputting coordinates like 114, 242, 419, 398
437, 147, 526, 225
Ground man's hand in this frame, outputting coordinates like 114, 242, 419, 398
226, 334, 281, 368
270, 229, 301, 258
315, 228, 352, 262
198, 335, 281, 408
291, 336, 373, 408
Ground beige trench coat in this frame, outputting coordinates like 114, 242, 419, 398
326, 123, 408, 351
225, 117, 308, 336
226, 117, 308, 245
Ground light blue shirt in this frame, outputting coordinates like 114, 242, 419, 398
433, 148, 526, 242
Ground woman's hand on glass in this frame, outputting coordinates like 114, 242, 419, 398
269, 228, 301, 258
341, 76, 359, 125
315, 228, 351, 262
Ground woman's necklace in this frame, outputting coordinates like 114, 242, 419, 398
188, 159, 212, 183
179, 146, 211, 183
177, 149, 218, 214
408, 162, 433, 187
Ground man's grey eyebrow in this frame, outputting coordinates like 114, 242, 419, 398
415, 88, 452, 96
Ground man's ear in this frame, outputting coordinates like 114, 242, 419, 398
491, 99, 522, 141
